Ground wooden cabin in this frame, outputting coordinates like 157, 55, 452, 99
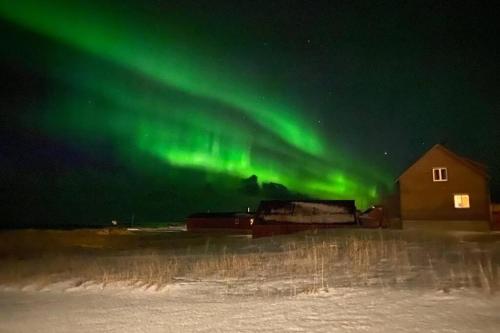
397, 144, 491, 231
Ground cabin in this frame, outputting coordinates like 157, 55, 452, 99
252, 200, 357, 237
186, 212, 253, 233
397, 144, 491, 231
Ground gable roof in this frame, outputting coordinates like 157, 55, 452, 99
396, 144, 489, 182
257, 200, 357, 214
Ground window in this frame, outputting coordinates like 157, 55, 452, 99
454, 194, 470, 209
432, 167, 448, 181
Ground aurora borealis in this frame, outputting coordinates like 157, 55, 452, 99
1, 1, 499, 226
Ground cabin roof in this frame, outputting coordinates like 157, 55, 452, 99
396, 144, 489, 182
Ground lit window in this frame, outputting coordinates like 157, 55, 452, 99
432, 167, 448, 181
454, 194, 470, 209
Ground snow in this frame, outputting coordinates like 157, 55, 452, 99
1, 282, 499, 332
1, 228, 499, 332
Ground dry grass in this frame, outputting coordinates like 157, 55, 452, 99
0, 229, 498, 294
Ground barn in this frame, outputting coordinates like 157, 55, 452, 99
252, 200, 358, 237
186, 212, 254, 233
396, 144, 491, 231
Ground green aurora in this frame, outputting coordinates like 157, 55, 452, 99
0, 1, 392, 210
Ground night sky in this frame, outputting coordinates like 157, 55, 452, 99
1, 1, 499, 227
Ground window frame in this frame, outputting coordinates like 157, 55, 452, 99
453, 193, 470, 209
432, 167, 448, 182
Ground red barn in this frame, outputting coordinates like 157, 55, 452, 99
186, 212, 254, 233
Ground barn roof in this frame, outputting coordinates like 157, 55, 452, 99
257, 199, 356, 213
396, 144, 489, 182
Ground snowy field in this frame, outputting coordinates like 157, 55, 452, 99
1, 283, 500, 332
1, 228, 499, 332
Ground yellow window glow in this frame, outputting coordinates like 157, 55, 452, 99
454, 194, 470, 209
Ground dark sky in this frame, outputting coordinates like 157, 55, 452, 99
1, 1, 499, 226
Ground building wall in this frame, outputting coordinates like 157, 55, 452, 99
491, 204, 500, 230
402, 220, 490, 232
399, 147, 490, 221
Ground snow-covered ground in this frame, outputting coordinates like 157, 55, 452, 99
1, 228, 499, 332
1, 282, 499, 332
